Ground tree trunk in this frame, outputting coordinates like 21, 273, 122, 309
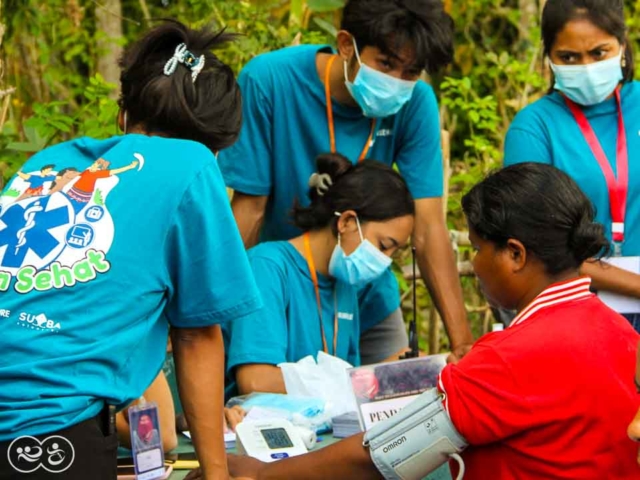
518, 0, 539, 42
95, 0, 123, 98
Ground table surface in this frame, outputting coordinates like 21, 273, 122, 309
163, 434, 452, 480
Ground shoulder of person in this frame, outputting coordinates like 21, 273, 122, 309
240, 45, 324, 82
248, 241, 295, 265
508, 93, 567, 132
135, 136, 216, 172
244, 44, 322, 69
622, 80, 640, 102
395, 81, 438, 122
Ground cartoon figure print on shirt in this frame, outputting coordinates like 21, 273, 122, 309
0, 154, 142, 299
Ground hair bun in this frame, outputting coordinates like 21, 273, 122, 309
569, 217, 609, 264
315, 152, 352, 182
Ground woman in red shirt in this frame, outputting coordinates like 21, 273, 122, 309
215, 163, 640, 480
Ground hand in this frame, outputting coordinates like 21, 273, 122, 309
130, 160, 139, 168
224, 406, 246, 432
446, 343, 473, 364
183, 468, 252, 480
228, 454, 265, 479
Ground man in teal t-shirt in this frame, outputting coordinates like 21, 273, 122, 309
219, 0, 473, 363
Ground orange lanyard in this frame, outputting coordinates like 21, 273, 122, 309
324, 55, 376, 161
303, 232, 338, 355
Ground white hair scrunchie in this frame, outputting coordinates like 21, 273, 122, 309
308, 172, 333, 196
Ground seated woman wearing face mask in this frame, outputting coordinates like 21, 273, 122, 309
504, 0, 640, 331
224, 153, 415, 396
223, 163, 640, 480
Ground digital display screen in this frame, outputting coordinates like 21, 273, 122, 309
260, 428, 293, 449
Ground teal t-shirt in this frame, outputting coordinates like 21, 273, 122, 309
504, 81, 640, 255
219, 45, 443, 330
0, 135, 261, 440
225, 242, 360, 397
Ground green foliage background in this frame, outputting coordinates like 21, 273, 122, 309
1, 0, 639, 350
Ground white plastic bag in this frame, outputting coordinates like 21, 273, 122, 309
279, 351, 358, 420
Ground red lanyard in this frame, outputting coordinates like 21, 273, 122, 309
303, 233, 338, 355
324, 55, 376, 161
564, 88, 628, 249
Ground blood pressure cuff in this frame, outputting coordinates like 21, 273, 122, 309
363, 388, 467, 480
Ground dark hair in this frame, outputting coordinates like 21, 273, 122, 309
56, 167, 78, 176
341, 0, 454, 73
41, 164, 55, 171
50, 167, 78, 190
542, 0, 634, 83
119, 20, 242, 152
462, 163, 610, 275
292, 153, 415, 231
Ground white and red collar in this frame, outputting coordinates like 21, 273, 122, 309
509, 277, 593, 329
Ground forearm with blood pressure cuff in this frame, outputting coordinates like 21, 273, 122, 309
363, 388, 468, 480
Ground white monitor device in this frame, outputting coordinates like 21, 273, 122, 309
236, 418, 309, 463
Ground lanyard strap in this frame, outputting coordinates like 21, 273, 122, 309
324, 55, 376, 161
303, 233, 338, 355
564, 88, 628, 246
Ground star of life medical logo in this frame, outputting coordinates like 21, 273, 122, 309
18, 312, 61, 332
7, 435, 75, 473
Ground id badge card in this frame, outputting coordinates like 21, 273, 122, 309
128, 402, 166, 480
598, 256, 640, 314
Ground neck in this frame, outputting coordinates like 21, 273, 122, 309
290, 228, 337, 277
514, 269, 580, 313
318, 53, 359, 108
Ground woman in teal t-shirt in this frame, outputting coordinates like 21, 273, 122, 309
504, 0, 640, 330
225, 153, 415, 396
0, 21, 261, 479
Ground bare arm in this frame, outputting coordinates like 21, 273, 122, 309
230, 192, 268, 249
581, 260, 640, 297
413, 198, 473, 360
236, 364, 286, 395
172, 325, 228, 480
17, 171, 30, 180
116, 371, 178, 452
111, 161, 138, 175
228, 434, 382, 480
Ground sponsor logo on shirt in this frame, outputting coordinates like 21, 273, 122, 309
338, 312, 354, 321
18, 312, 61, 332
7, 435, 75, 473
0, 153, 143, 295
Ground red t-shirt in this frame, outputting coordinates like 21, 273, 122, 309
73, 169, 110, 192
439, 277, 640, 479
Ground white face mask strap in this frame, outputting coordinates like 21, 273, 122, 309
335, 211, 363, 243
351, 37, 362, 64
354, 215, 364, 241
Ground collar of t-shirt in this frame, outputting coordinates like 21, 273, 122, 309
283, 241, 335, 289
509, 277, 593, 329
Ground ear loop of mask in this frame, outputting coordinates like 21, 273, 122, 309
343, 37, 363, 82
334, 211, 365, 246
342, 37, 362, 82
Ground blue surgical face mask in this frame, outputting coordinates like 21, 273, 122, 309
550, 51, 623, 106
328, 214, 392, 287
344, 40, 417, 118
